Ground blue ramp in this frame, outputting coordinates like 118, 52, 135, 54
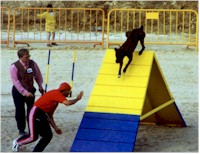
70, 112, 140, 152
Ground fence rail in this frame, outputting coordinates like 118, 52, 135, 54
1, 7, 10, 47
106, 9, 198, 49
12, 8, 105, 47
0, 7, 198, 49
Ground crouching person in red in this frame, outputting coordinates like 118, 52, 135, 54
12, 82, 83, 152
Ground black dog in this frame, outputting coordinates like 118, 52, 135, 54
114, 26, 145, 78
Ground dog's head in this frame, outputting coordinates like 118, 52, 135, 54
114, 48, 124, 64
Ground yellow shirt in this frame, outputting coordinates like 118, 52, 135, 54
37, 11, 56, 32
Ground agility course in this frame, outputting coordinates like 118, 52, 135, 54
70, 49, 186, 152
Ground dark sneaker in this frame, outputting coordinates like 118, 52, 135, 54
47, 44, 52, 47
52, 43, 58, 46
12, 139, 20, 152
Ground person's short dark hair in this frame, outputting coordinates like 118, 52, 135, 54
17, 48, 29, 58
47, 4, 53, 8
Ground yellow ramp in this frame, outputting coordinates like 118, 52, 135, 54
86, 49, 153, 115
86, 49, 186, 127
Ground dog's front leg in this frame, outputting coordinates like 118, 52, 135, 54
123, 56, 132, 74
118, 62, 123, 78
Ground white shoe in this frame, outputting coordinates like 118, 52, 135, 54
12, 139, 20, 152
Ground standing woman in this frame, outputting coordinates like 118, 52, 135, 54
37, 4, 58, 47
10, 48, 44, 135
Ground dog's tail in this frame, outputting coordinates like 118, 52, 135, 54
140, 26, 144, 30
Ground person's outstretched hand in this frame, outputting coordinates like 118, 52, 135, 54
77, 91, 83, 100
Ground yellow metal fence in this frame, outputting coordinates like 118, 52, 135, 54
12, 8, 105, 47
107, 9, 198, 49
1, 7, 10, 47
0, 7, 198, 49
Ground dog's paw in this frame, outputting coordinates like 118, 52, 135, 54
118, 74, 121, 78
139, 52, 143, 55
123, 69, 127, 73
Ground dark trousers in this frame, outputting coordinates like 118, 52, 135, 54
17, 106, 53, 152
12, 86, 35, 133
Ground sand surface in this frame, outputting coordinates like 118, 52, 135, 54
0, 44, 198, 152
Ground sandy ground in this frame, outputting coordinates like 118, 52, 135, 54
0, 43, 198, 152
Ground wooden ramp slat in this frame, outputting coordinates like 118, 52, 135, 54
71, 140, 134, 152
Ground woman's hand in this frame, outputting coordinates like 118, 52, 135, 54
25, 92, 34, 97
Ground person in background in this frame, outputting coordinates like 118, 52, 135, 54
10, 48, 44, 135
12, 82, 83, 152
37, 4, 58, 47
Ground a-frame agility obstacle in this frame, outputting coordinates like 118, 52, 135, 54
70, 49, 186, 152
